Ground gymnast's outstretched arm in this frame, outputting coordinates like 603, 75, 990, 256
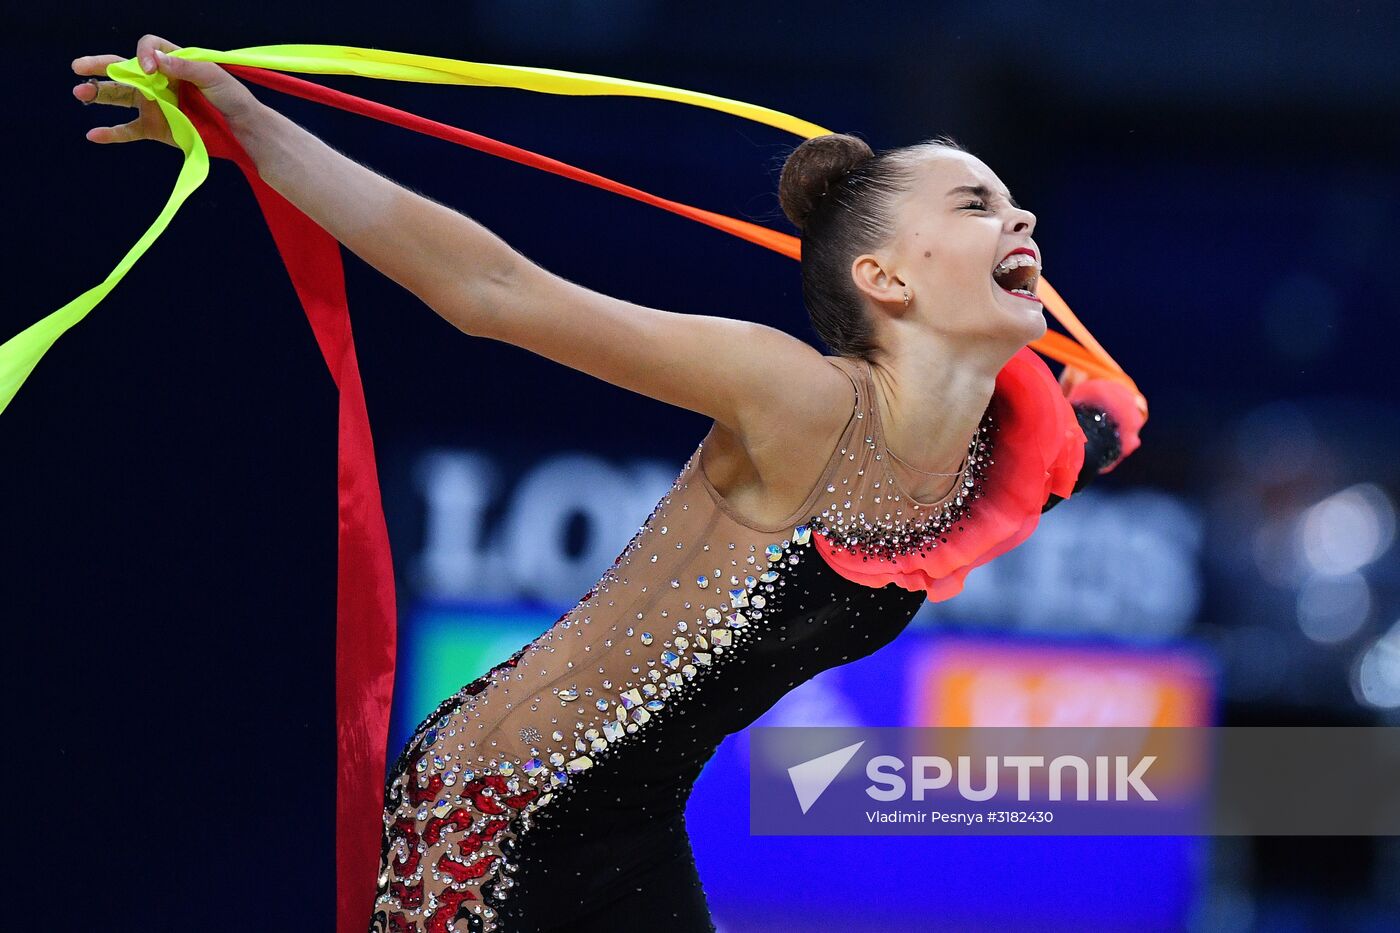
72, 35, 842, 442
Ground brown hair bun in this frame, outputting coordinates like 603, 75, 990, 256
778, 133, 875, 231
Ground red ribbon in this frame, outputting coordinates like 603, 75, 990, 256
177, 83, 398, 933
172, 59, 1143, 931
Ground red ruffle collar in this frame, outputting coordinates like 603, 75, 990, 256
812, 346, 1086, 602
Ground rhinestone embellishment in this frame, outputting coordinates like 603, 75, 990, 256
809, 411, 995, 563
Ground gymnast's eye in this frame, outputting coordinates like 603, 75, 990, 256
960, 200, 989, 212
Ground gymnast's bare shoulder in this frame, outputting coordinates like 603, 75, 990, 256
469, 263, 854, 523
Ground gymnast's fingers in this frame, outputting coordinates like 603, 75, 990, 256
71, 53, 125, 78
135, 34, 182, 74
1059, 364, 1089, 393
85, 118, 148, 145
73, 78, 139, 108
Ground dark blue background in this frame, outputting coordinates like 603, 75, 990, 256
5, 3, 1397, 930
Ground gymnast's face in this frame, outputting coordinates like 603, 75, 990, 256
856, 149, 1046, 346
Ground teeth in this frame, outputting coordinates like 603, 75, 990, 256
994, 253, 1040, 275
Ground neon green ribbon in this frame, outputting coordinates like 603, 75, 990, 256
174, 44, 832, 137
0, 44, 836, 416
0, 56, 208, 415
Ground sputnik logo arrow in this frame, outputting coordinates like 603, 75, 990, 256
788, 741, 866, 814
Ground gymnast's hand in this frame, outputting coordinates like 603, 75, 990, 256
1061, 363, 1149, 423
1058, 364, 1090, 395
72, 34, 260, 147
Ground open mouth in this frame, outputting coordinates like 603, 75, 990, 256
992, 253, 1042, 302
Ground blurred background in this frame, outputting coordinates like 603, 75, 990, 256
5, 2, 1397, 930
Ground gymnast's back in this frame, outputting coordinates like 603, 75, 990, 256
370, 348, 1122, 932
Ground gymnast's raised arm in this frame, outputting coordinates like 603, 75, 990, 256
72, 35, 839, 439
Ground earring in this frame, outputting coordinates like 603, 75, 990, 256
903, 289, 910, 307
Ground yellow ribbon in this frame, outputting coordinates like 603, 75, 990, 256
1, 44, 1143, 418
0, 55, 207, 415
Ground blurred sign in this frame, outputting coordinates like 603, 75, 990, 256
907, 636, 1215, 728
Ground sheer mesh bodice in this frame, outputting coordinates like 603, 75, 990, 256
370, 352, 1064, 932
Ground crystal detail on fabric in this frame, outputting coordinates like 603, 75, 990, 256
808, 411, 995, 564
373, 478, 820, 931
